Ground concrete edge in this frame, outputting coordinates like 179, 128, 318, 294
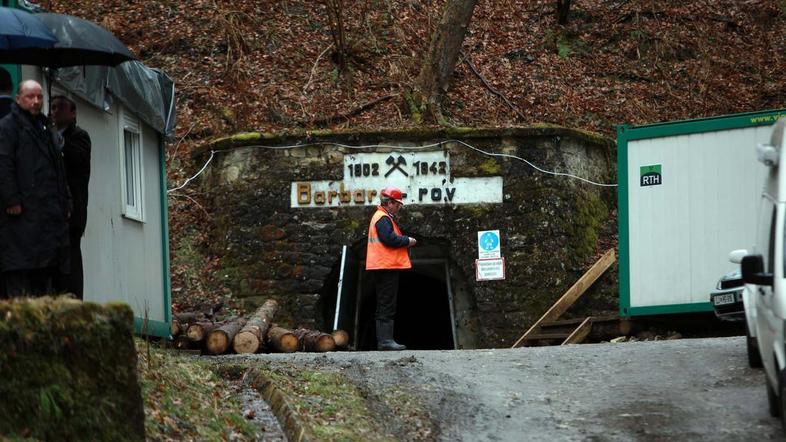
244, 368, 312, 442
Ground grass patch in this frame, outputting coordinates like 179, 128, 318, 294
255, 365, 395, 441
136, 339, 260, 441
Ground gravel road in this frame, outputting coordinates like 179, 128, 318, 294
239, 337, 782, 441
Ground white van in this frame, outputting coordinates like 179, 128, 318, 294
727, 249, 762, 368
740, 117, 786, 428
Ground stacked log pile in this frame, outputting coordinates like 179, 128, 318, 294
170, 298, 350, 355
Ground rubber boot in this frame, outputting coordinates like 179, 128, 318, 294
376, 319, 406, 351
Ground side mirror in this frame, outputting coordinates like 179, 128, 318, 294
741, 254, 773, 286
729, 249, 749, 264
758, 143, 779, 166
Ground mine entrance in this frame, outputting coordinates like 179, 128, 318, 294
333, 246, 457, 351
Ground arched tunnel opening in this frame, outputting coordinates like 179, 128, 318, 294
356, 261, 455, 351
320, 240, 460, 351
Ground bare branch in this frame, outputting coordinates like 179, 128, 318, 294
460, 50, 526, 120
303, 44, 334, 94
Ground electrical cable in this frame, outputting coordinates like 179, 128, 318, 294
167, 138, 618, 192
444, 139, 618, 187
167, 149, 215, 193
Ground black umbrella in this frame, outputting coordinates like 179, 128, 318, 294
0, 12, 135, 67
0, 7, 57, 50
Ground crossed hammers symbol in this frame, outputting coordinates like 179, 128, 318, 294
384, 155, 408, 177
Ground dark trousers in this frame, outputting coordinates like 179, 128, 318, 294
373, 269, 399, 321
4, 268, 55, 297
53, 233, 83, 300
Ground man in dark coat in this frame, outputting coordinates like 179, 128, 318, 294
50, 95, 91, 299
0, 68, 12, 119
0, 80, 71, 297
0, 69, 11, 298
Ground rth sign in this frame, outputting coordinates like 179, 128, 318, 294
640, 164, 662, 187
291, 151, 503, 207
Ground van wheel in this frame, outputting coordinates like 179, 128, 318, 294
747, 333, 763, 368
767, 372, 781, 417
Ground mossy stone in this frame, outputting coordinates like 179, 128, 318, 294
0, 297, 145, 441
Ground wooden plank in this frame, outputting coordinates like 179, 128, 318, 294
522, 332, 571, 341
562, 317, 593, 345
511, 249, 615, 348
540, 315, 628, 328
542, 314, 619, 328
540, 317, 587, 328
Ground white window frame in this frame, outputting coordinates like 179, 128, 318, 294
119, 109, 145, 222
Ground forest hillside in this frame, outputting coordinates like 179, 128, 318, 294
49, 0, 786, 137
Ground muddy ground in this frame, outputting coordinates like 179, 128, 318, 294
231, 337, 782, 441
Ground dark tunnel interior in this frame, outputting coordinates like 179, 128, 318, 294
356, 263, 454, 351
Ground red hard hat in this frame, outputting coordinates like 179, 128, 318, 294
380, 186, 404, 204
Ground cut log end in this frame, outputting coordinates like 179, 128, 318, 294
206, 331, 229, 355
331, 329, 349, 348
268, 326, 299, 353
279, 333, 298, 353
316, 335, 336, 352
186, 325, 205, 342
233, 331, 260, 354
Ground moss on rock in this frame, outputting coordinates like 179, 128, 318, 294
0, 297, 145, 441
478, 159, 501, 174
565, 190, 609, 262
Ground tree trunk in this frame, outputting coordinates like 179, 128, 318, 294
186, 321, 218, 343
557, 0, 572, 25
233, 299, 279, 354
206, 318, 247, 355
293, 328, 336, 352
324, 0, 349, 74
412, 0, 478, 124
267, 326, 299, 353
331, 329, 349, 349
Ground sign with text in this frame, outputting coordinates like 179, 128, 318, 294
476, 258, 506, 281
640, 164, 662, 187
477, 230, 501, 259
291, 151, 503, 207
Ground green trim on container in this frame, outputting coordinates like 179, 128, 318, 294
158, 135, 172, 336
626, 302, 714, 316
617, 125, 631, 317
0, 65, 20, 95
133, 317, 170, 337
617, 108, 786, 317
617, 108, 786, 142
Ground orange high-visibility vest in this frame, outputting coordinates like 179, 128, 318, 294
366, 206, 411, 270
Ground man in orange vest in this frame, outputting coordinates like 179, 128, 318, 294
366, 186, 417, 351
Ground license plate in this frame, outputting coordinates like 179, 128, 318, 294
713, 293, 735, 306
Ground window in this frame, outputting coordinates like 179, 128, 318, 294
120, 111, 144, 221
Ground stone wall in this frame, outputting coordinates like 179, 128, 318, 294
198, 126, 617, 348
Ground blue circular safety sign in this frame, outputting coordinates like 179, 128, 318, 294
479, 231, 499, 251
